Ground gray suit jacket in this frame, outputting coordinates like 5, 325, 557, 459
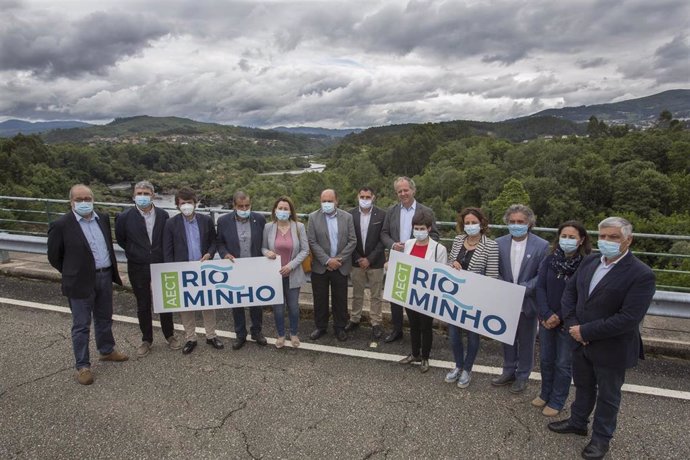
307, 209, 357, 276
261, 221, 310, 289
496, 233, 549, 318
381, 200, 439, 249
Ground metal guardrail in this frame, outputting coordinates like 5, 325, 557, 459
1, 232, 688, 319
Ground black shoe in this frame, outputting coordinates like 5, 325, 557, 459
384, 330, 403, 343
581, 440, 609, 459
182, 341, 197, 355
510, 378, 528, 394
310, 329, 326, 340
232, 336, 247, 350
206, 337, 224, 350
344, 321, 359, 333
398, 354, 421, 364
491, 373, 516, 386
251, 332, 267, 346
336, 329, 347, 341
372, 325, 383, 340
547, 419, 588, 437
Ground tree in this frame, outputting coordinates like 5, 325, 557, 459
488, 178, 531, 222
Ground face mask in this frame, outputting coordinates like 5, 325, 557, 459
359, 199, 372, 210
413, 230, 429, 241
236, 209, 251, 219
598, 240, 622, 259
464, 224, 481, 236
74, 201, 93, 217
321, 202, 335, 214
508, 224, 529, 238
134, 195, 152, 208
559, 238, 579, 253
179, 203, 195, 217
275, 210, 290, 221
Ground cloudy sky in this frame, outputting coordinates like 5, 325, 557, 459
1, 0, 688, 128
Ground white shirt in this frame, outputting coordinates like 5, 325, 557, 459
137, 205, 155, 243
510, 237, 527, 283
359, 207, 371, 247
589, 251, 628, 295
399, 200, 417, 241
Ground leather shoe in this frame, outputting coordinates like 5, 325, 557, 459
491, 373, 516, 386
398, 354, 421, 364
232, 336, 247, 350
76, 368, 94, 385
372, 325, 383, 340
336, 329, 347, 341
206, 337, 224, 349
182, 341, 197, 355
419, 359, 430, 373
510, 378, 528, 394
581, 440, 609, 459
547, 419, 588, 436
310, 329, 326, 340
99, 350, 128, 362
251, 332, 267, 346
384, 330, 403, 343
344, 321, 359, 333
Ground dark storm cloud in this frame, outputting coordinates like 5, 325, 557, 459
0, 10, 170, 77
653, 34, 690, 84
576, 58, 608, 69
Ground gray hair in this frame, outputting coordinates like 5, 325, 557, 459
232, 190, 250, 204
69, 184, 93, 200
598, 217, 633, 238
394, 176, 416, 191
503, 204, 536, 227
134, 180, 155, 194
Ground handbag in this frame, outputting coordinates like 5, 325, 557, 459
301, 251, 312, 273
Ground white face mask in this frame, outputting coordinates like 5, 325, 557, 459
413, 230, 429, 241
359, 199, 372, 210
179, 203, 195, 217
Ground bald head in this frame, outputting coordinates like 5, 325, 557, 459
69, 184, 93, 202
320, 189, 338, 204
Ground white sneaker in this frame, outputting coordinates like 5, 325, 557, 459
457, 370, 471, 388
445, 367, 461, 383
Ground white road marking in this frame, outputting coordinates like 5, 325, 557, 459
3, 296, 689, 401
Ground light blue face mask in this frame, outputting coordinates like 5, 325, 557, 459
559, 238, 579, 253
236, 209, 251, 219
413, 230, 429, 241
597, 239, 622, 259
74, 201, 93, 217
508, 224, 529, 238
321, 202, 335, 214
275, 210, 290, 221
464, 224, 481, 236
134, 195, 152, 208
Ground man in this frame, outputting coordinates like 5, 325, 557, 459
115, 180, 180, 357
216, 191, 267, 349
380, 176, 439, 343
548, 217, 655, 460
163, 187, 223, 354
47, 184, 128, 385
347, 186, 386, 339
492, 204, 549, 393
307, 189, 357, 341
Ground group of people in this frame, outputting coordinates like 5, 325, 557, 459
47, 176, 655, 460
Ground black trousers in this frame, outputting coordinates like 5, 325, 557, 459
390, 302, 406, 333
129, 263, 174, 343
311, 270, 348, 332
570, 346, 626, 444
406, 308, 433, 359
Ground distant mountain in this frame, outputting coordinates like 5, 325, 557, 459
525, 89, 690, 125
0, 119, 92, 137
271, 126, 363, 138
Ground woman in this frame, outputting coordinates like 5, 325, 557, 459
444, 207, 499, 388
398, 209, 448, 373
262, 196, 310, 348
533, 220, 591, 416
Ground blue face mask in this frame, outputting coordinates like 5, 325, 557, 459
236, 209, 251, 219
413, 230, 429, 241
598, 240, 622, 259
508, 224, 529, 238
275, 210, 290, 221
74, 201, 93, 217
464, 224, 481, 236
559, 238, 579, 253
134, 195, 152, 208
321, 202, 335, 214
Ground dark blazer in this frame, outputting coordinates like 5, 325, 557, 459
380, 200, 439, 249
163, 213, 217, 263
216, 211, 266, 258
47, 210, 122, 298
562, 252, 656, 369
348, 205, 386, 269
496, 233, 549, 318
115, 206, 169, 265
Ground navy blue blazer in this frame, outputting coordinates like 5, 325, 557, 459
349, 205, 386, 269
115, 205, 169, 265
562, 252, 656, 369
216, 211, 266, 258
48, 210, 122, 299
162, 213, 217, 263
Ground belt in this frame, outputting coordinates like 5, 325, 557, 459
95, 266, 112, 273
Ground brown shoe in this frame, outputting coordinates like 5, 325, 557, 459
99, 350, 129, 362
531, 396, 547, 408
137, 341, 151, 357
76, 368, 94, 385
542, 406, 560, 417
167, 335, 182, 350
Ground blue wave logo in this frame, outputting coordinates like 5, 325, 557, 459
201, 264, 234, 272
442, 293, 474, 311
432, 268, 466, 285
215, 284, 246, 291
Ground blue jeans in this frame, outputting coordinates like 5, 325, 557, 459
539, 326, 573, 410
68, 270, 115, 369
273, 276, 301, 337
449, 325, 480, 371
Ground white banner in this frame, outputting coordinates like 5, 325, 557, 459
151, 258, 283, 313
383, 251, 525, 345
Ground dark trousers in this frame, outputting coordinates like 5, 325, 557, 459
232, 306, 263, 338
406, 308, 433, 359
68, 270, 115, 369
129, 263, 174, 343
311, 270, 348, 332
570, 347, 626, 444
390, 302, 405, 333
501, 311, 538, 380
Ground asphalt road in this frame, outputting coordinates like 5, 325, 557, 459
1, 276, 689, 459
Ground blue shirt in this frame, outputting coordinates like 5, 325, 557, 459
399, 200, 417, 241
325, 210, 339, 258
74, 210, 111, 269
589, 251, 628, 295
183, 216, 202, 261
